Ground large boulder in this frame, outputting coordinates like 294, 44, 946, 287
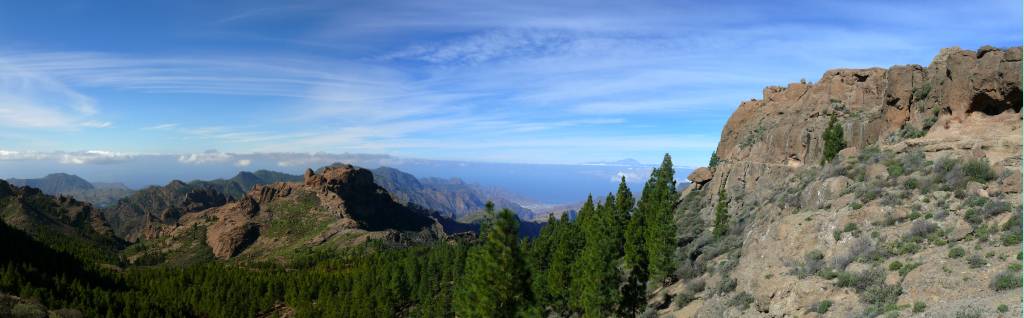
687, 167, 713, 186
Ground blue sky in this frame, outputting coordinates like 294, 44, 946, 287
0, 0, 1020, 167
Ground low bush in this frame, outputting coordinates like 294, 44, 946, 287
990, 269, 1023, 291
861, 284, 902, 307
963, 158, 995, 183
898, 262, 921, 277
954, 307, 981, 318
913, 301, 927, 313
829, 237, 873, 270
809, 299, 832, 314
727, 292, 755, 310
1002, 212, 1022, 231
913, 83, 932, 101
685, 278, 706, 293
967, 254, 986, 268
998, 304, 1009, 313
835, 267, 885, 292
907, 219, 938, 238
674, 292, 696, 308
948, 246, 965, 258
885, 239, 920, 256
888, 261, 903, 271
1002, 231, 1022, 246
714, 276, 737, 295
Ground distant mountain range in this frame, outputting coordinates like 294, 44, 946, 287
6, 173, 134, 207
368, 166, 535, 220
5, 165, 545, 241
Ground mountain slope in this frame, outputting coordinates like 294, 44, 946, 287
371, 166, 534, 219
190, 170, 303, 199
100, 170, 301, 242
127, 165, 444, 263
0, 180, 123, 263
658, 46, 1022, 317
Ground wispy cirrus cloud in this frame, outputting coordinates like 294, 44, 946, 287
0, 0, 1017, 167
0, 59, 108, 129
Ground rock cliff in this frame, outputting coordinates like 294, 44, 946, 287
661, 46, 1022, 317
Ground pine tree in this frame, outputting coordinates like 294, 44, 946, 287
546, 213, 582, 315
709, 151, 720, 168
821, 113, 846, 164
642, 154, 678, 282
454, 204, 530, 318
527, 215, 558, 305
577, 195, 623, 317
612, 176, 634, 254
622, 209, 648, 316
570, 195, 596, 311
713, 187, 730, 237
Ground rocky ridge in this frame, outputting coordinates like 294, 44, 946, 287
0, 179, 123, 261
129, 164, 443, 262
662, 46, 1022, 317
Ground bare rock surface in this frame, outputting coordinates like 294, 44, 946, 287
664, 46, 1022, 317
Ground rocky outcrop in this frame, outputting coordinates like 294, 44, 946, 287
101, 181, 231, 241
142, 165, 444, 260
687, 167, 713, 189
0, 180, 124, 257
714, 46, 1020, 170
662, 46, 1022, 317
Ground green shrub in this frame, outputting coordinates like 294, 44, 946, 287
674, 292, 696, 308
954, 307, 981, 318
821, 114, 846, 164
1001, 231, 1022, 246
998, 304, 1009, 313
709, 151, 719, 168
990, 269, 1023, 291
1002, 212, 1022, 231
899, 126, 926, 139
844, 223, 859, 233
967, 254, 986, 268
809, 299, 832, 314
903, 178, 919, 190
714, 276, 737, 295
913, 301, 927, 313
898, 262, 921, 277
922, 115, 937, 130
727, 292, 755, 310
835, 267, 885, 291
888, 261, 903, 271
861, 284, 902, 307
886, 239, 920, 256
886, 160, 904, 177
913, 83, 932, 101
963, 158, 995, 183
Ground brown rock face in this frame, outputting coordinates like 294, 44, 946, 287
663, 46, 1023, 317
715, 46, 1021, 168
201, 165, 441, 259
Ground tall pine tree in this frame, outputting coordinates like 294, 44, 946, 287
455, 204, 530, 318
577, 195, 623, 317
643, 154, 678, 282
545, 213, 582, 316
